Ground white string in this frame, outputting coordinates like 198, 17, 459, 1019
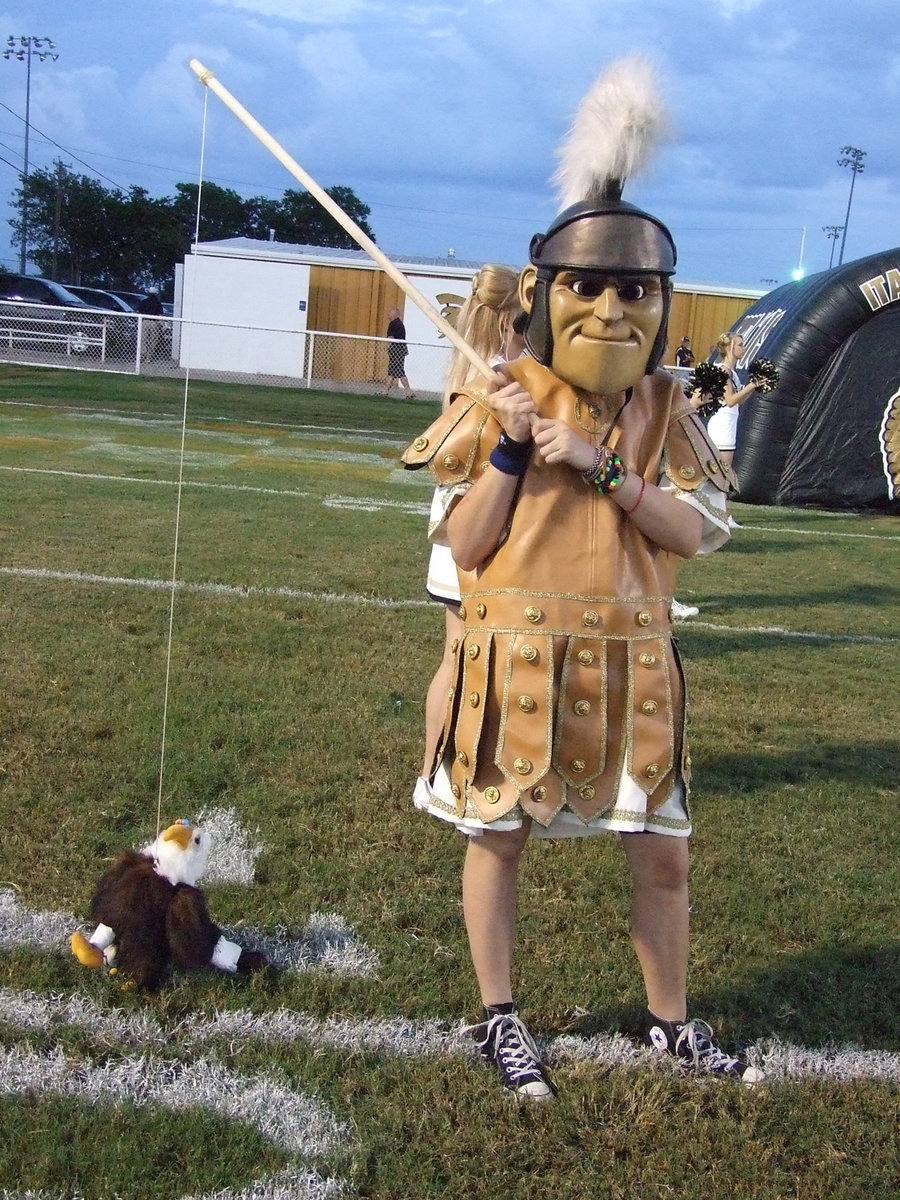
155, 87, 209, 841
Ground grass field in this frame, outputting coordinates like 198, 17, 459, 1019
1, 364, 899, 1200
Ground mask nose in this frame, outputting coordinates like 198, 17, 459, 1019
592, 286, 624, 322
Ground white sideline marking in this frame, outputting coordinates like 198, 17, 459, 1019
749, 524, 900, 541
0, 396, 413, 442
678, 619, 897, 646
0, 464, 430, 514
3, 987, 900, 1086
0, 1043, 347, 1200
1, 566, 894, 642
0, 567, 433, 609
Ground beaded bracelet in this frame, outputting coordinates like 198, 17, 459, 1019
582, 447, 626, 494
489, 431, 534, 476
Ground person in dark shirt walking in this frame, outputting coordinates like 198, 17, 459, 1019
382, 306, 415, 396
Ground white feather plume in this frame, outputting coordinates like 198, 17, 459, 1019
553, 55, 671, 211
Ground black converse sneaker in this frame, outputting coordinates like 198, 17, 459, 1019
464, 1009, 555, 1101
643, 1014, 764, 1085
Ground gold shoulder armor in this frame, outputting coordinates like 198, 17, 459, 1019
401, 390, 500, 485
663, 404, 737, 495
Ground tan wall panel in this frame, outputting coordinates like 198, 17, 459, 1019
307, 262, 758, 378
665, 291, 757, 366
308, 265, 403, 381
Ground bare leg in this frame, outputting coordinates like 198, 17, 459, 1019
462, 823, 530, 1005
620, 832, 690, 1022
720, 449, 734, 468
421, 607, 465, 776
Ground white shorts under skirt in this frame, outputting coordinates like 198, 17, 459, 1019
414, 762, 691, 840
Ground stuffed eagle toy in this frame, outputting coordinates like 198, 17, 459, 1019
70, 818, 267, 990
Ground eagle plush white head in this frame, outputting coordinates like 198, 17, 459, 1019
142, 819, 210, 887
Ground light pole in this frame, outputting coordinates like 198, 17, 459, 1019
822, 224, 844, 270
3, 35, 59, 273
791, 226, 806, 280
837, 146, 866, 267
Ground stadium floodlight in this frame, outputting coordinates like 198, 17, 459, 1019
822, 225, 844, 270
3, 35, 60, 272
837, 147, 866, 267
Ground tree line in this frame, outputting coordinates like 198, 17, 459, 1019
10, 161, 376, 297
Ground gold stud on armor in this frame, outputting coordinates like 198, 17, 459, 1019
639, 652, 656, 667
579, 784, 596, 800
413, 436, 428, 451
678, 464, 696, 480
484, 786, 501, 804
645, 763, 660, 778
520, 644, 538, 662
532, 786, 548, 802
577, 649, 595, 665
637, 611, 652, 627
571, 759, 586, 773
469, 692, 480, 708
513, 757, 532, 775
582, 610, 599, 627
467, 644, 480, 659
456, 750, 469, 766
642, 700, 659, 715
476, 603, 487, 619
573, 700, 591, 716
517, 695, 536, 713
525, 606, 542, 624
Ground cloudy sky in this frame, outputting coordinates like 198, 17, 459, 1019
1, 0, 896, 290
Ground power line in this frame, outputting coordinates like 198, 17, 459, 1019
0, 98, 126, 189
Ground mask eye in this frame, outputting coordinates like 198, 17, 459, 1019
570, 276, 607, 298
617, 281, 647, 303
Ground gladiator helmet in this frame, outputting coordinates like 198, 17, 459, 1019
523, 56, 677, 374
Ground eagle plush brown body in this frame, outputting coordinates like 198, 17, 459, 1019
70, 819, 267, 990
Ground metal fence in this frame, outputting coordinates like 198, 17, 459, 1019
0, 299, 453, 396
0, 298, 693, 396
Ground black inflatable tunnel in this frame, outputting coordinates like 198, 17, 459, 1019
721, 247, 900, 511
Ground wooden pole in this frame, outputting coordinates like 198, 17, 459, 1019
189, 59, 496, 380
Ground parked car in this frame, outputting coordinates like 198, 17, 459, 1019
0, 272, 107, 356
64, 284, 141, 357
64, 284, 137, 313
106, 288, 148, 309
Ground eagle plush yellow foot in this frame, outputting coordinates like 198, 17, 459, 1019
70, 931, 104, 968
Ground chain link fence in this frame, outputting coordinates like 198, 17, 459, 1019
0, 299, 694, 396
0, 299, 452, 396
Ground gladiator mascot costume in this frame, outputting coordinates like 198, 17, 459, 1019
401, 58, 760, 1099
404, 65, 734, 840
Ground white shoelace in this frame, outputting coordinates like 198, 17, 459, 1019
675, 1019, 741, 1071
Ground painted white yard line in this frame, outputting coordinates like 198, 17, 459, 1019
0, 1042, 348, 1200
0, 464, 430, 513
0, 567, 434, 609
3, 987, 899, 1087
680, 619, 897, 645
0, 396, 411, 441
1, 566, 894, 642
742, 524, 900, 541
